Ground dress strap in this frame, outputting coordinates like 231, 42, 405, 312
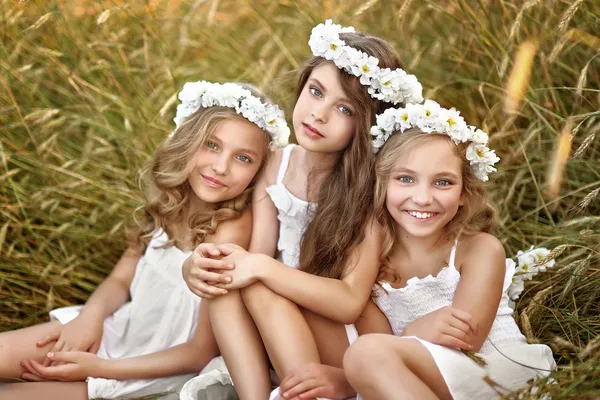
448, 237, 459, 268
276, 144, 296, 184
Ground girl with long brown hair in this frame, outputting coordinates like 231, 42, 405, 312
182, 20, 423, 399
0, 81, 288, 400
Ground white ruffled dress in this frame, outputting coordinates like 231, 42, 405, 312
50, 230, 200, 399
370, 240, 555, 399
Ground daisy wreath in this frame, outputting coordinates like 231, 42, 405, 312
370, 100, 500, 181
309, 19, 424, 105
173, 81, 290, 148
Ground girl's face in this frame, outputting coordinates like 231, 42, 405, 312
188, 118, 266, 207
385, 137, 465, 239
293, 62, 356, 153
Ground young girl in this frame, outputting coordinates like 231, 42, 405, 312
339, 101, 556, 399
182, 20, 423, 399
0, 81, 289, 400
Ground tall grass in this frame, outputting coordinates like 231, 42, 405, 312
1, 1, 598, 398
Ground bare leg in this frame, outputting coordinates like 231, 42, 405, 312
0, 321, 62, 382
241, 283, 320, 377
0, 382, 87, 400
301, 309, 349, 368
207, 289, 271, 399
344, 334, 452, 400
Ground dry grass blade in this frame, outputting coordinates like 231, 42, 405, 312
504, 40, 537, 114
545, 119, 573, 199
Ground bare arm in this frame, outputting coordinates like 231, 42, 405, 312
245, 221, 382, 324
452, 233, 506, 351
355, 298, 393, 335
247, 149, 281, 256
78, 249, 139, 320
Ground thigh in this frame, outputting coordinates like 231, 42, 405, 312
0, 381, 87, 400
301, 308, 350, 368
0, 321, 62, 381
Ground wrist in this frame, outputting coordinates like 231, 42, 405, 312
251, 253, 270, 281
78, 304, 104, 320
96, 358, 114, 379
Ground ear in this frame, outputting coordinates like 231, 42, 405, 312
458, 194, 465, 207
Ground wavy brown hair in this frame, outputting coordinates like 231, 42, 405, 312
298, 32, 404, 279
373, 129, 497, 283
128, 85, 272, 253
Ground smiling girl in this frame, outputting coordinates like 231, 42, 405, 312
0, 81, 289, 400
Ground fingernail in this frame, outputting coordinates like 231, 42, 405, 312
224, 276, 231, 282
47, 352, 54, 357
221, 290, 228, 295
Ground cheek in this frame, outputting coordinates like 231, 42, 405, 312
231, 164, 261, 190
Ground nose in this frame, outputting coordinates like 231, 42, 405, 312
211, 153, 229, 176
411, 183, 433, 206
311, 103, 328, 123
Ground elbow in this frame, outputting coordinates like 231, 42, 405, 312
337, 303, 364, 325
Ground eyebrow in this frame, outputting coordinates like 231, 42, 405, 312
309, 78, 352, 104
209, 135, 260, 158
393, 168, 460, 180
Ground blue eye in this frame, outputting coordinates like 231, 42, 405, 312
397, 176, 413, 183
206, 141, 218, 150
339, 106, 352, 116
436, 180, 451, 187
237, 155, 251, 163
310, 87, 322, 97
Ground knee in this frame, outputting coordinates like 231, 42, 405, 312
240, 282, 283, 313
343, 334, 389, 380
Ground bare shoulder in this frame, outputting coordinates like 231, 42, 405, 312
209, 207, 253, 248
457, 232, 505, 272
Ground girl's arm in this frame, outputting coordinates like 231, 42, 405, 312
451, 233, 506, 351
355, 298, 393, 335
247, 149, 282, 256
223, 221, 383, 324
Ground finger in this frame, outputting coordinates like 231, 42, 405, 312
47, 351, 77, 364
188, 287, 216, 299
36, 331, 60, 347
20, 360, 40, 376
298, 386, 328, 399
447, 317, 472, 336
50, 346, 71, 367
443, 325, 472, 345
282, 379, 318, 399
194, 268, 232, 282
21, 372, 47, 382
190, 281, 228, 297
214, 244, 237, 256
43, 340, 64, 367
89, 341, 101, 354
28, 360, 56, 379
280, 373, 304, 393
194, 257, 234, 271
442, 334, 473, 350
449, 308, 476, 333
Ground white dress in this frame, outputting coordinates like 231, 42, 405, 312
50, 230, 201, 400
371, 240, 556, 399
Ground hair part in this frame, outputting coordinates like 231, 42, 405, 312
298, 32, 404, 279
373, 128, 497, 283
128, 85, 272, 253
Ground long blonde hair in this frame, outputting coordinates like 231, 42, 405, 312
374, 129, 497, 283
298, 32, 404, 279
128, 85, 272, 253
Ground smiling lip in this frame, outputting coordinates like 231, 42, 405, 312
302, 123, 324, 139
201, 175, 226, 189
405, 210, 438, 221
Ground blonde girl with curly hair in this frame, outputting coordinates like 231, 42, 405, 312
0, 81, 289, 400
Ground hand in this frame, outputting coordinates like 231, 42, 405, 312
215, 244, 259, 290
402, 306, 478, 350
182, 243, 235, 299
21, 351, 106, 382
280, 363, 355, 400
36, 313, 104, 367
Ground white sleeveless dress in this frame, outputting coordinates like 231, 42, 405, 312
50, 230, 201, 399
370, 240, 556, 399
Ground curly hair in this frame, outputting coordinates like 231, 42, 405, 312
128, 85, 272, 253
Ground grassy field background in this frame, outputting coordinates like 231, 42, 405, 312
1, 0, 598, 398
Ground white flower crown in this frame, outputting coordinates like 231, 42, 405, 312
370, 100, 500, 181
173, 81, 290, 148
309, 20, 424, 105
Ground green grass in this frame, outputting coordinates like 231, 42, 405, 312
1, 0, 599, 398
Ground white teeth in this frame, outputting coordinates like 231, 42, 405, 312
408, 211, 432, 219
